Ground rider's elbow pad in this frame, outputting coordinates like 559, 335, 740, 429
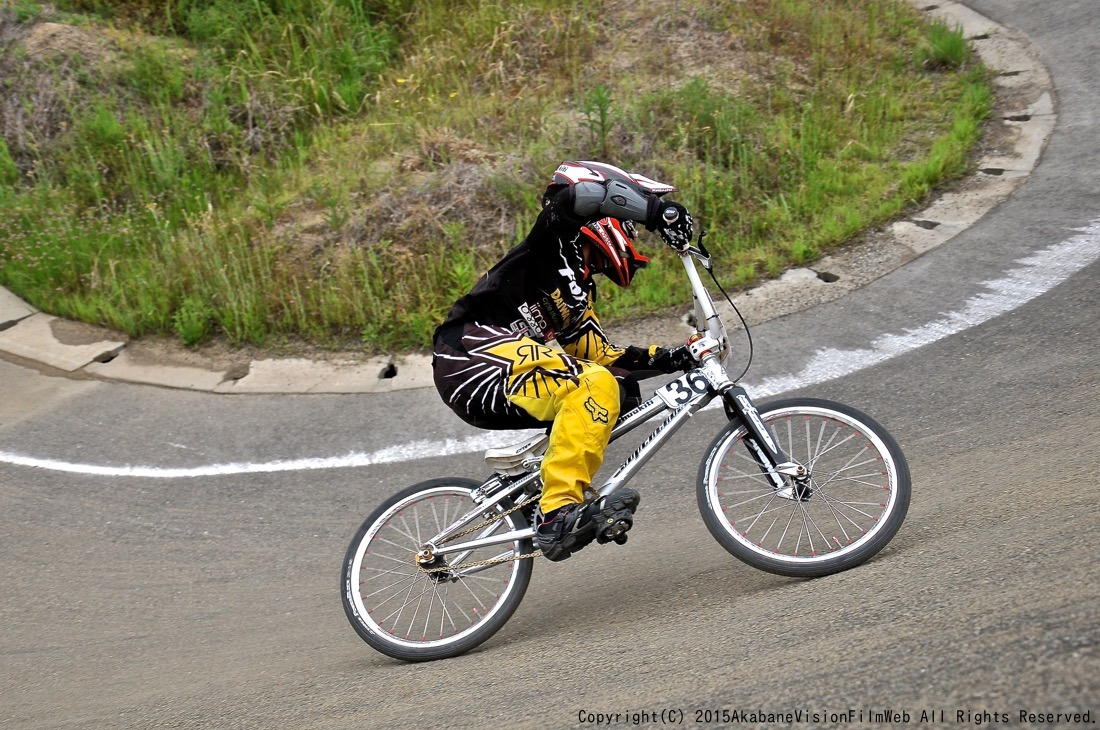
572, 180, 650, 223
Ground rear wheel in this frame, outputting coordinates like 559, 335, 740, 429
341, 478, 534, 661
698, 398, 910, 577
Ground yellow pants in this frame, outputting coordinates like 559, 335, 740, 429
504, 343, 621, 513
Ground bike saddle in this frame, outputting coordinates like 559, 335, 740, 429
483, 433, 549, 475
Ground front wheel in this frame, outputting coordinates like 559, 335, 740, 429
341, 478, 534, 662
698, 398, 910, 578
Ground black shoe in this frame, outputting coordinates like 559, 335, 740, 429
537, 503, 596, 562
536, 489, 642, 562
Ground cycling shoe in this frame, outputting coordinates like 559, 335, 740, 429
537, 489, 641, 561
536, 502, 597, 562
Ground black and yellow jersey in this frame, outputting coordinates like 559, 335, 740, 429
435, 203, 639, 369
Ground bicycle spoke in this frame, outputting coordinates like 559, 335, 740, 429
363, 572, 417, 602
378, 574, 428, 629
385, 517, 418, 545
372, 534, 418, 553
726, 490, 779, 511
345, 483, 533, 655
359, 564, 412, 580
404, 582, 431, 640
799, 503, 836, 554
442, 581, 474, 628
437, 582, 461, 639
704, 401, 907, 573
807, 429, 857, 467
774, 507, 799, 555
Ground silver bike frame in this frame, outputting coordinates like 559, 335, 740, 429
422, 246, 801, 561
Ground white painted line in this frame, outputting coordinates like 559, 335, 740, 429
0, 433, 530, 479
1, 221, 1098, 478
743, 220, 1100, 399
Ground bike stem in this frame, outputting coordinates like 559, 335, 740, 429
679, 246, 726, 359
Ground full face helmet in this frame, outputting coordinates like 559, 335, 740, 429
579, 217, 649, 288
552, 161, 674, 288
551, 161, 678, 196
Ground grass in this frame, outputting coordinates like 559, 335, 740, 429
0, 0, 991, 353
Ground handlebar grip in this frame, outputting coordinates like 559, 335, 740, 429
662, 207, 680, 224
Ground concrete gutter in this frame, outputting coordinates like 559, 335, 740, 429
0, 0, 1054, 395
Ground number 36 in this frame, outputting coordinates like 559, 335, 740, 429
658, 373, 710, 407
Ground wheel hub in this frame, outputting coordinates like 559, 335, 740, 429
415, 547, 453, 582
776, 477, 814, 502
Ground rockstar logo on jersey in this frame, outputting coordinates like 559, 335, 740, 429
584, 396, 610, 424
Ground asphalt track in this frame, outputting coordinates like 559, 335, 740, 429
1, 1, 1098, 728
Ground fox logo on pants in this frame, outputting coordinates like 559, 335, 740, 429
584, 397, 610, 424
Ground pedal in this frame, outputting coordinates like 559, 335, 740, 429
598, 517, 632, 545
592, 488, 641, 545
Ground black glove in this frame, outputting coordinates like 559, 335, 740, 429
653, 202, 694, 250
647, 345, 694, 373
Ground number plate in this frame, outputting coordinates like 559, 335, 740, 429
655, 371, 711, 409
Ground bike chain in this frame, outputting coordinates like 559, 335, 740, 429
415, 492, 543, 574
414, 487, 604, 574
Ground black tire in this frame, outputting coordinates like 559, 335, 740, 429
341, 478, 534, 661
697, 398, 910, 578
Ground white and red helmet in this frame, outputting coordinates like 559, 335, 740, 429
579, 217, 649, 288
551, 161, 677, 196
554, 161, 674, 287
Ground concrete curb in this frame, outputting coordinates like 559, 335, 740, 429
0, 0, 1055, 395
0, 312, 126, 372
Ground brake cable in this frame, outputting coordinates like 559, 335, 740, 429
695, 228, 754, 383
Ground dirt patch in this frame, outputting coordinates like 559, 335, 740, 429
120, 332, 405, 373
22, 21, 115, 64
49, 317, 127, 346
603, 0, 757, 94
0, 14, 121, 168
269, 0, 763, 270
122, 335, 255, 375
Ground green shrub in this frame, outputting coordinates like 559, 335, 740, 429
917, 19, 969, 70
173, 295, 214, 346
0, 139, 18, 186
